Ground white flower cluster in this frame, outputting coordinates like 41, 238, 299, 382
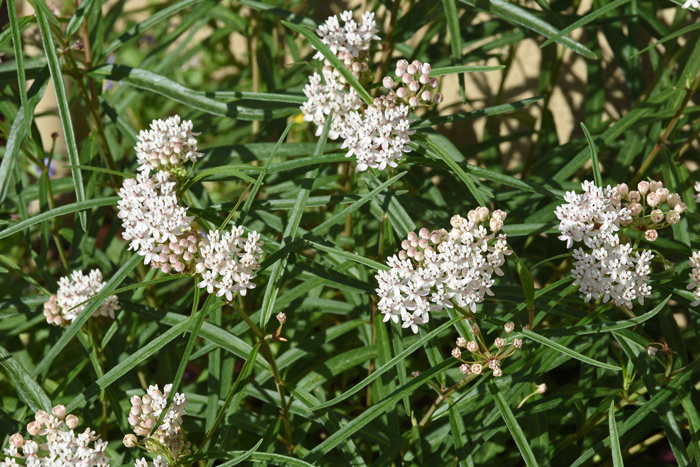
43, 269, 119, 327
451, 322, 523, 377
555, 181, 684, 309
134, 456, 169, 467
688, 251, 700, 307
195, 227, 263, 300
382, 59, 443, 107
301, 69, 362, 140
2, 405, 110, 467
135, 116, 203, 175
117, 117, 264, 302
376, 209, 512, 334
339, 99, 414, 171
313, 11, 380, 73
126, 384, 191, 462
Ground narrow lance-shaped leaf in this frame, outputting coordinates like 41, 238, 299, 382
35, 3, 87, 230
7, 0, 30, 137
488, 380, 539, 467
609, 400, 624, 467
581, 122, 602, 186
0, 346, 52, 413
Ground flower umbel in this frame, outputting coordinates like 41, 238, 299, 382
43, 269, 120, 326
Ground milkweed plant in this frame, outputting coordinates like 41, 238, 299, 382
2, 0, 700, 466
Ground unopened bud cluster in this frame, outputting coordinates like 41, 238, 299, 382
383, 60, 442, 107
616, 180, 686, 242
1, 406, 110, 467
117, 117, 263, 302
43, 269, 120, 327
376, 210, 512, 333
452, 322, 523, 377
126, 384, 190, 465
688, 251, 700, 307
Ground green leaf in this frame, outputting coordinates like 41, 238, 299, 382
488, 380, 539, 467
511, 251, 535, 327
541, 0, 631, 48
581, 122, 602, 187
412, 96, 544, 129
281, 20, 373, 105
431, 65, 505, 76
35, 3, 87, 230
101, 0, 203, 56
32, 254, 141, 378
413, 134, 485, 206
608, 400, 624, 467
449, 402, 475, 467
443, 0, 466, 101
88, 65, 299, 121
185, 451, 316, 467
0, 197, 119, 240
66, 0, 96, 37
312, 317, 460, 411
632, 22, 700, 58
520, 328, 622, 371
457, 0, 596, 59
0, 345, 52, 413
62, 165, 132, 179
7, 0, 30, 137
217, 438, 263, 467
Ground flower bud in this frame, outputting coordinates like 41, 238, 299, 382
647, 346, 658, 356
409, 96, 419, 107
666, 193, 680, 208
409, 80, 420, 92
430, 77, 440, 88
9, 434, 24, 448
412, 371, 421, 377
397, 59, 408, 69
395, 65, 405, 77
649, 180, 663, 192
492, 209, 507, 221
35, 410, 49, 424
490, 218, 503, 233
65, 414, 79, 430
514, 338, 523, 348
667, 213, 680, 225
467, 210, 480, 223
504, 322, 515, 333
174, 262, 185, 272
414, 250, 424, 262
161, 263, 171, 274
467, 341, 479, 353
419, 73, 430, 85
133, 426, 149, 436
27, 422, 40, 436
383, 77, 395, 89
407, 247, 416, 258
628, 203, 642, 216
277, 312, 286, 323
675, 202, 687, 213
123, 434, 138, 448
494, 338, 505, 348
398, 250, 407, 260
451, 348, 461, 358
402, 73, 412, 84
477, 206, 490, 222
628, 191, 641, 203
645, 229, 658, 242
650, 209, 663, 223
647, 192, 660, 207
471, 364, 483, 374
396, 87, 407, 98
142, 394, 152, 405
616, 183, 629, 198
471, 323, 480, 334
52, 405, 66, 420
421, 90, 432, 101
656, 187, 669, 202
407, 64, 418, 75
433, 93, 443, 103
128, 415, 139, 426
638, 181, 650, 194
536, 383, 547, 394
459, 364, 470, 374
456, 337, 467, 347
493, 367, 503, 377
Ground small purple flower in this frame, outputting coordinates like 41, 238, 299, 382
35, 157, 56, 178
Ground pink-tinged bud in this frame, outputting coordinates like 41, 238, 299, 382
649, 180, 663, 192
647, 346, 658, 356
402, 73, 412, 84
467, 341, 479, 353
419, 227, 430, 239
471, 323, 480, 334
638, 181, 650, 194
52, 405, 66, 420
383, 76, 395, 89
629, 203, 642, 216
494, 338, 505, 348
133, 426, 149, 436
433, 93, 443, 103
459, 364, 470, 374
421, 63, 432, 75
408, 230, 418, 241
409, 80, 420, 92
396, 87, 407, 99
130, 406, 141, 416
675, 202, 687, 213
504, 321, 515, 333
456, 337, 467, 347
645, 230, 658, 242
65, 414, 79, 430
621, 218, 633, 226
650, 209, 663, 223
130, 395, 142, 406
667, 213, 680, 225
169, 154, 178, 165
414, 250, 424, 261
419, 73, 430, 85
430, 77, 440, 88
9, 434, 24, 448
412, 371, 421, 377
277, 312, 286, 323
628, 191, 641, 203
128, 415, 139, 426
183, 251, 193, 262
27, 422, 40, 436
159, 154, 168, 165
418, 238, 429, 249
616, 183, 629, 198
666, 193, 680, 208
471, 364, 483, 374
395, 65, 406, 77
144, 418, 155, 429
656, 187, 669, 202
351, 71, 360, 79
397, 59, 408, 69
195, 262, 206, 274
412, 60, 422, 68
493, 367, 503, 377
54, 316, 64, 326
647, 192, 660, 207
407, 64, 418, 75
490, 218, 503, 233
421, 90, 432, 101
123, 434, 138, 448
35, 410, 49, 424
401, 239, 410, 250
398, 250, 407, 260
360, 62, 368, 72
477, 206, 490, 222
514, 338, 523, 348
409, 96, 419, 107
174, 262, 185, 273
430, 233, 440, 244
406, 247, 416, 258
351, 62, 360, 72
451, 348, 462, 358
161, 263, 171, 274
